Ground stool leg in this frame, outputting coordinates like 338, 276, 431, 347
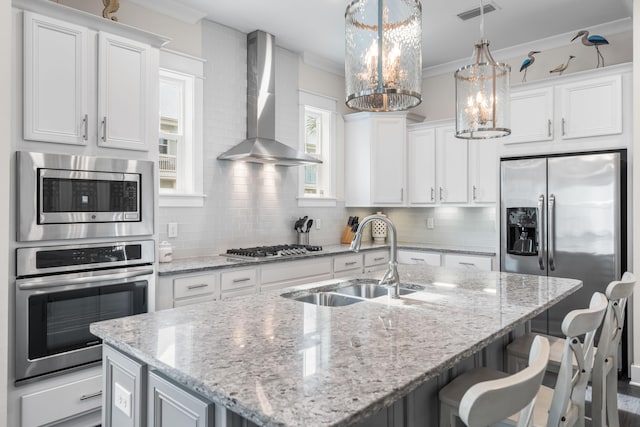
605, 359, 619, 427
591, 363, 605, 427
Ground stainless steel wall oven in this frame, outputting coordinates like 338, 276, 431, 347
15, 240, 154, 383
17, 151, 154, 241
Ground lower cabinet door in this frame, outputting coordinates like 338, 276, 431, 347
147, 371, 213, 427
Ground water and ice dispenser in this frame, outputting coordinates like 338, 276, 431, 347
506, 207, 538, 256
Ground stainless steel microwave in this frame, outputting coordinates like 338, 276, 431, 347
17, 151, 154, 241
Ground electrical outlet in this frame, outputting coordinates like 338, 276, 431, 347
427, 218, 435, 229
114, 382, 132, 417
315, 219, 321, 230
168, 222, 178, 238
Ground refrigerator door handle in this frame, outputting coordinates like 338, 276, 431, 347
548, 194, 556, 271
538, 195, 545, 270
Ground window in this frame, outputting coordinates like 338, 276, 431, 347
158, 50, 205, 207
298, 91, 337, 207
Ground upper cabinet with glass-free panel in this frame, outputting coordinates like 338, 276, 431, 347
503, 65, 627, 148
20, 5, 167, 151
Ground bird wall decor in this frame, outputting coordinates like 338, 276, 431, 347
519, 51, 540, 83
102, 0, 119, 21
549, 55, 575, 76
571, 30, 608, 68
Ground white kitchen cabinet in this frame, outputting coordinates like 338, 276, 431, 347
408, 121, 495, 206
398, 250, 441, 266
103, 345, 146, 427
21, 373, 102, 427
98, 32, 152, 150
407, 126, 436, 205
22, 10, 159, 151
436, 126, 468, 204
220, 267, 258, 299
443, 254, 493, 271
147, 371, 213, 427
261, 257, 332, 291
506, 87, 554, 144
173, 273, 218, 307
364, 249, 390, 273
333, 253, 364, 278
558, 74, 622, 140
344, 112, 423, 207
468, 140, 498, 203
23, 12, 88, 145
505, 71, 622, 145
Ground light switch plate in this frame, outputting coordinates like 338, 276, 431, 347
114, 382, 132, 418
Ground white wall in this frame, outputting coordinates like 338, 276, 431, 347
0, 0, 10, 425
631, 0, 640, 385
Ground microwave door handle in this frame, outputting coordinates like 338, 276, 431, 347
538, 195, 545, 270
548, 194, 556, 271
17, 266, 154, 290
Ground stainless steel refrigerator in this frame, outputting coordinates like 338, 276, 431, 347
500, 151, 626, 339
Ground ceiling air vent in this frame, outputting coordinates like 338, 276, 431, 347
457, 3, 497, 21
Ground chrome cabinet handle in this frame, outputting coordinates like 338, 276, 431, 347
232, 277, 251, 283
459, 262, 476, 267
80, 391, 102, 401
537, 195, 545, 270
82, 114, 88, 141
439, 187, 444, 201
548, 194, 556, 271
187, 283, 208, 290
472, 185, 477, 201
561, 118, 566, 136
400, 188, 404, 202
373, 257, 385, 261
430, 187, 435, 201
410, 257, 425, 262
547, 119, 552, 137
101, 117, 107, 141
345, 261, 357, 266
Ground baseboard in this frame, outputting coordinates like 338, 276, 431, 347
629, 364, 640, 386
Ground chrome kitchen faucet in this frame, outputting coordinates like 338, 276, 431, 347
350, 214, 401, 297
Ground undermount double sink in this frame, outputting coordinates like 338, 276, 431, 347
281, 279, 422, 307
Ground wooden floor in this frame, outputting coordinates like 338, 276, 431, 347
584, 379, 640, 427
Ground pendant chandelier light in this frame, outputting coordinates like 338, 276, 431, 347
345, 0, 422, 112
454, 0, 510, 139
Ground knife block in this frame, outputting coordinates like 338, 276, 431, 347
340, 226, 355, 244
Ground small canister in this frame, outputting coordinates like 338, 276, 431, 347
371, 212, 388, 243
158, 241, 173, 263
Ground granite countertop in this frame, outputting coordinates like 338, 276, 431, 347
91, 265, 581, 427
157, 242, 497, 276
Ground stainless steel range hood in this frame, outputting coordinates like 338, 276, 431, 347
217, 31, 321, 166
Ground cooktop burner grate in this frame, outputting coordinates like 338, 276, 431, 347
223, 244, 323, 259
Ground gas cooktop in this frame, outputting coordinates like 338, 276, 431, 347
223, 244, 323, 260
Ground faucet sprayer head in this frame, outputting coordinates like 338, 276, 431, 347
349, 232, 363, 252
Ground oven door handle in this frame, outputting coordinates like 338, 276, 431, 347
18, 266, 154, 290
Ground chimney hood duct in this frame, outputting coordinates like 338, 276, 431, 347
217, 31, 322, 166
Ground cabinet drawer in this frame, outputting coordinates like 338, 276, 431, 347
148, 371, 213, 426
334, 253, 363, 272
398, 250, 441, 266
364, 250, 389, 267
443, 254, 493, 271
21, 374, 103, 427
261, 258, 332, 290
220, 268, 257, 292
174, 274, 217, 299
174, 294, 216, 308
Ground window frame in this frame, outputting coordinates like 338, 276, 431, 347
158, 49, 205, 208
298, 90, 337, 207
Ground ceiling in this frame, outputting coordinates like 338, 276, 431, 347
169, 0, 632, 71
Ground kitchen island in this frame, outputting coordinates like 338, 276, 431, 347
91, 265, 581, 426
